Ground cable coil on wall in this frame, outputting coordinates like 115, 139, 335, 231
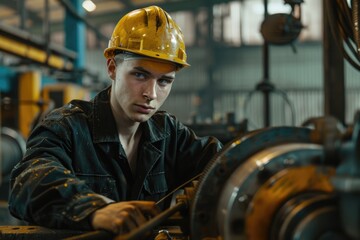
325, 0, 360, 70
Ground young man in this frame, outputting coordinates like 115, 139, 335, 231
8, 6, 222, 235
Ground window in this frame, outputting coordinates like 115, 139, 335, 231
172, 0, 323, 47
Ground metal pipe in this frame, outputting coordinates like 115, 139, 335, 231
58, 0, 108, 42
19, 0, 26, 30
263, 0, 271, 127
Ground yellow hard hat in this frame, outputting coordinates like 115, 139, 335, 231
104, 6, 189, 68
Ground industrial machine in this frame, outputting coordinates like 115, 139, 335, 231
99, 112, 356, 240
186, 112, 248, 144
108, 111, 358, 240
2, 112, 360, 240
0, 127, 26, 225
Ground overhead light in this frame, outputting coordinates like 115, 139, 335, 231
82, 0, 96, 12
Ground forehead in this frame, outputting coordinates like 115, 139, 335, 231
120, 57, 177, 76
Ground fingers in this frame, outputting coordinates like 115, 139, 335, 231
111, 210, 139, 234
125, 207, 148, 231
129, 201, 160, 217
112, 217, 128, 234
91, 201, 159, 235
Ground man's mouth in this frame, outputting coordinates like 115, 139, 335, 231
135, 104, 155, 114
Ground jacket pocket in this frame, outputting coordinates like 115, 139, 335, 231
76, 173, 117, 199
143, 171, 168, 195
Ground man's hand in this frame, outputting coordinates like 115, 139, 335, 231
90, 201, 159, 234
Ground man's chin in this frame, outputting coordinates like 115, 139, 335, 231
132, 114, 152, 123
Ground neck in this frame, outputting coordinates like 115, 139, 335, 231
109, 89, 140, 140
118, 125, 141, 146
113, 105, 141, 146
118, 122, 142, 176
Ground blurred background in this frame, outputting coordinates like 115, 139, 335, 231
1, 0, 359, 133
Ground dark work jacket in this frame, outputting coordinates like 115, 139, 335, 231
8, 86, 222, 231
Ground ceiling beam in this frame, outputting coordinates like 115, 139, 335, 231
28, 0, 232, 34
88, 0, 218, 26
118, 0, 134, 8
0, 22, 76, 70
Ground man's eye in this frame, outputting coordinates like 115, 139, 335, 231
134, 72, 146, 79
158, 79, 173, 86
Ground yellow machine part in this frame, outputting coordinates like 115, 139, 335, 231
245, 165, 335, 240
0, 35, 73, 71
18, 71, 41, 138
41, 83, 90, 110
18, 76, 90, 138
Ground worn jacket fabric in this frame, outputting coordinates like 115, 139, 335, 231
8, 86, 222, 231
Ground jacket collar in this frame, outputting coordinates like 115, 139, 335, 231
92, 86, 119, 143
143, 116, 170, 143
92, 86, 169, 144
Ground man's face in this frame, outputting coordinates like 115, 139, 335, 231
108, 57, 177, 124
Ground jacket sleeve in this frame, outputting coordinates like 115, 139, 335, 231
8, 117, 110, 230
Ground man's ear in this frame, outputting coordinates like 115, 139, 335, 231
107, 58, 116, 80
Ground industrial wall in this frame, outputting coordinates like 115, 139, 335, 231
87, 42, 360, 129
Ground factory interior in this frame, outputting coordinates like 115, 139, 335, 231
1, 0, 360, 239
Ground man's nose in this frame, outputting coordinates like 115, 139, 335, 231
143, 79, 157, 101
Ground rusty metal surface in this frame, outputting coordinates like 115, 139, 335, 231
0, 225, 86, 240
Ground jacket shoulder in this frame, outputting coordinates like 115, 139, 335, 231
44, 100, 92, 121
150, 111, 179, 127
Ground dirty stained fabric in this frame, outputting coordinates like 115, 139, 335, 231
8, 86, 222, 231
